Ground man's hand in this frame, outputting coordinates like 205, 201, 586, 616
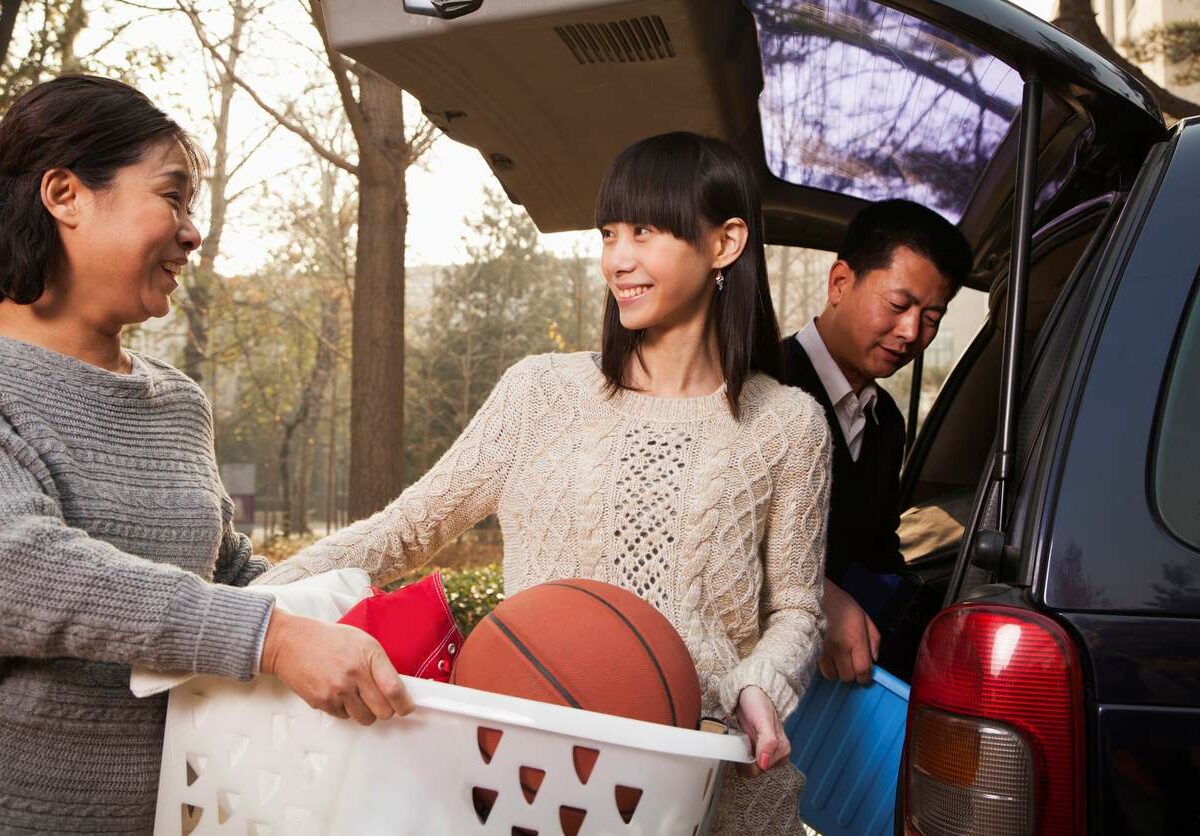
260, 609, 415, 725
818, 579, 880, 685
734, 685, 790, 777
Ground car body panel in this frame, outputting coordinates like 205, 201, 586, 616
1040, 119, 1200, 617
1093, 705, 1200, 835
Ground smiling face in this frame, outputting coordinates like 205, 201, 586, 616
599, 222, 721, 333
820, 245, 954, 391
48, 139, 200, 329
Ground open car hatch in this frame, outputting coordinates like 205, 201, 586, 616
321, 0, 1164, 279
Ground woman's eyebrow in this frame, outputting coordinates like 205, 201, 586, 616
155, 168, 192, 191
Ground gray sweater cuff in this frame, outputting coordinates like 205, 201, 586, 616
162, 577, 274, 681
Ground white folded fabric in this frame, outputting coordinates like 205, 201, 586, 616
129, 568, 372, 697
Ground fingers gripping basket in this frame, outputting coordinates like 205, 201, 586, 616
156, 672, 751, 835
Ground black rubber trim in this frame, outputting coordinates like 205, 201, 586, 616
546, 581, 677, 726
487, 612, 581, 708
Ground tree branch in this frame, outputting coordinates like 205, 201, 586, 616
176, 0, 359, 174
308, 0, 369, 150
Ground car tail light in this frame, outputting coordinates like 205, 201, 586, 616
901, 604, 1085, 835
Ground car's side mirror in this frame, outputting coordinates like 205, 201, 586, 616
402, 0, 483, 20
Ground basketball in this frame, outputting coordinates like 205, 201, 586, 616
452, 578, 702, 731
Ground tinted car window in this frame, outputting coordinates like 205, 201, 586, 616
1154, 275, 1200, 551
747, 0, 1022, 222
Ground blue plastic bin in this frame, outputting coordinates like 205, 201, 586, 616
785, 666, 910, 836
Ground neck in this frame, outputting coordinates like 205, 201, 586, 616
0, 296, 127, 373
813, 312, 870, 395
628, 314, 723, 397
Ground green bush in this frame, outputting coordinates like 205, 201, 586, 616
386, 562, 504, 636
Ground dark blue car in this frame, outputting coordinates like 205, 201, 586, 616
327, 0, 1199, 832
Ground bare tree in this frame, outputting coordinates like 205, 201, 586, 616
181, 0, 438, 518
1, 0, 23, 67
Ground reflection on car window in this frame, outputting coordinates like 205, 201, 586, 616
1154, 277, 1200, 551
746, 0, 1023, 223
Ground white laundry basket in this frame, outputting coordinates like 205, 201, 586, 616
156, 671, 752, 836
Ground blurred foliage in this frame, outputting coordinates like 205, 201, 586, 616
386, 562, 505, 636
1125, 21, 1200, 87
259, 532, 319, 563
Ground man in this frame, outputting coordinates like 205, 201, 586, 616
781, 199, 972, 684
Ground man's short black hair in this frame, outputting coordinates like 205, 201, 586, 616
837, 199, 973, 294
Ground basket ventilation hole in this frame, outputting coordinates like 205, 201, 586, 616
478, 727, 504, 764
303, 750, 328, 780
284, 805, 315, 830
572, 746, 599, 784
190, 694, 212, 730
559, 806, 587, 836
217, 790, 240, 825
247, 822, 272, 836
225, 731, 251, 767
472, 787, 499, 824
180, 803, 203, 835
258, 770, 282, 805
185, 753, 206, 787
702, 766, 714, 799
615, 786, 643, 824
512, 828, 538, 836
271, 713, 295, 747
519, 766, 545, 803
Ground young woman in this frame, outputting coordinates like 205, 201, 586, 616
0, 76, 411, 833
261, 131, 832, 833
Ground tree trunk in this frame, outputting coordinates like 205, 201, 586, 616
347, 66, 408, 518
57, 0, 86, 74
0, 0, 22, 69
1054, 0, 1200, 119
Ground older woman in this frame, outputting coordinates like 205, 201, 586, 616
0, 76, 410, 833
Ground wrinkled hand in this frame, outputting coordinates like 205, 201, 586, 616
818, 579, 880, 685
260, 609, 414, 725
734, 685, 790, 777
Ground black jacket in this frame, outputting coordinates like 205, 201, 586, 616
780, 335, 906, 582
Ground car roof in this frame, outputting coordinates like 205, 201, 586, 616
324, 0, 1166, 286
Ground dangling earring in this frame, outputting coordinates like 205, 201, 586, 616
715, 269, 726, 292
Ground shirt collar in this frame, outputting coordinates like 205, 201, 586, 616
796, 319, 878, 418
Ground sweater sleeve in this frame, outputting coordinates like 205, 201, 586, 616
718, 404, 832, 720
255, 358, 540, 586
212, 495, 271, 588
0, 424, 273, 681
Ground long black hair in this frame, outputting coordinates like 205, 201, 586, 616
594, 131, 781, 420
0, 75, 203, 304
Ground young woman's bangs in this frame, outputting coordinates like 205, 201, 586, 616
595, 141, 704, 244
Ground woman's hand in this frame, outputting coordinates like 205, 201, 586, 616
734, 685, 791, 776
259, 609, 414, 725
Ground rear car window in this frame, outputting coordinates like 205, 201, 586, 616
1154, 275, 1200, 551
746, 0, 1022, 222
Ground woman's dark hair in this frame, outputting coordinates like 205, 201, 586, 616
838, 199, 973, 295
0, 75, 203, 304
595, 131, 781, 419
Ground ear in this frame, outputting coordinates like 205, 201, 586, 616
40, 168, 85, 228
711, 217, 749, 269
827, 260, 856, 306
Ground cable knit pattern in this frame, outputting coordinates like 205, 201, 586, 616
258, 351, 831, 834
0, 336, 273, 834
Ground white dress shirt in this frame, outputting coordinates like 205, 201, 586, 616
796, 320, 877, 461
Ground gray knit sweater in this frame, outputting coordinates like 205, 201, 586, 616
0, 336, 274, 834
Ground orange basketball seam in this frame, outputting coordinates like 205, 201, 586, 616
545, 581, 679, 726
486, 612, 582, 709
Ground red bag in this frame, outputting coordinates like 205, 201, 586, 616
337, 572, 465, 682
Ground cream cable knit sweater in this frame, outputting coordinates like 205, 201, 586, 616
259, 351, 831, 834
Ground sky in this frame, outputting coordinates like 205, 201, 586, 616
70, 0, 1055, 274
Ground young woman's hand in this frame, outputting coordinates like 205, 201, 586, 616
259, 609, 414, 725
734, 685, 790, 776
